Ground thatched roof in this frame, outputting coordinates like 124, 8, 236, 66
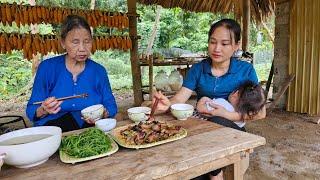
137, 0, 275, 24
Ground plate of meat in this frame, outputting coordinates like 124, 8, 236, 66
110, 121, 187, 149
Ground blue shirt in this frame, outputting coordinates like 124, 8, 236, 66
183, 58, 258, 100
26, 55, 117, 127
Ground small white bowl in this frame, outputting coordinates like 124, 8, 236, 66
95, 118, 117, 132
81, 104, 104, 122
127, 107, 151, 122
170, 103, 194, 120
0, 126, 62, 168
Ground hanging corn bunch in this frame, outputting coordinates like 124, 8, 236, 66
0, 3, 130, 28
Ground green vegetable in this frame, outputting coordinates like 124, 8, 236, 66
60, 128, 112, 158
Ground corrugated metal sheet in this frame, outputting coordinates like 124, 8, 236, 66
287, 0, 320, 115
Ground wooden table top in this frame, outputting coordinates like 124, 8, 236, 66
0, 114, 266, 180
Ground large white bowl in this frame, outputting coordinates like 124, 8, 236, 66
127, 107, 151, 122
81, 104, 104, 121
170, 103, 194, 120
0, 126, 62, 168
95, 118, 117, 132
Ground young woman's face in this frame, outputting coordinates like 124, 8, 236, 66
208, 26, 239, 64
61, 27, 92, 62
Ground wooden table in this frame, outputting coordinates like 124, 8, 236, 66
0, 114, 265, 180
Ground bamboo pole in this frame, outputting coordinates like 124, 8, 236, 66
242, 0, 250, 51
127, 0, 143, 106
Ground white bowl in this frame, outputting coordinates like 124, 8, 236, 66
127, 107, 151, 122
95, 118, 117, 132
0, 126, 62, 168
81, 104, 104, 121
170, 103, 194, 120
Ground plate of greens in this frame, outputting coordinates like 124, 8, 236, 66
59, 128, 118, 164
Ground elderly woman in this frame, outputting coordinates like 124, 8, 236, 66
26, 15, 117, 132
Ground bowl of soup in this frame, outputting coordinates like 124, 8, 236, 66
0, 126, 62, 168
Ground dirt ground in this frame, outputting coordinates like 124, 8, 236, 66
0, 91, 319, 180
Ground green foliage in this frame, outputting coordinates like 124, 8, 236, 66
91, 51, 132, 90
0, 0, 28, 4
0, 51, 32, 98
254, 63, 272, 82
92, 51, 131, 76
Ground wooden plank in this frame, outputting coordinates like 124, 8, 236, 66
0, 117, 265, 180
162, 152, 241, 180
128, 0, 143, 106
233, 161, 242, 180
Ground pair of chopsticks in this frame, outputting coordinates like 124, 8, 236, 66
32, 93, 88, 105
148, 96, 160, 121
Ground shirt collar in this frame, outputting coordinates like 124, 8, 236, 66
204, 57, 238, 75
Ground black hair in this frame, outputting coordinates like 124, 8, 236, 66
60, 15, 92, 40
208, 18, 241, 44
237, 81, 266, 119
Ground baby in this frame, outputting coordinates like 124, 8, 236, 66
206, 81, 266, 128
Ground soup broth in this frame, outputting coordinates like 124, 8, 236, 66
0, 134, 52, 145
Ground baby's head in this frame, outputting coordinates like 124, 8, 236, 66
228, 81, 266, 119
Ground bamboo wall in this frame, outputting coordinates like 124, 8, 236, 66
287, 0, 320, 115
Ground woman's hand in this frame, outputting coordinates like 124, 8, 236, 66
102, 108, 109, 118
82, 116, 96, 124
197, 97, 232, 119
196, 97, 213, 115
205, 103, 228, 117
82, 108, 109, 124
206, 102, 242, 121
36, 97, 62, 118
153, 91, 171, 114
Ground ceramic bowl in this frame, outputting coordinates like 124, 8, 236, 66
81, 104, 104, 121
95, 118, 117, 132
127, 107, 151, 122
0, 126, 62, 168
170, 103, 194, 120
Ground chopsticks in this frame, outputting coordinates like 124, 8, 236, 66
148, 97, 160, 121
32, 93, 88, 105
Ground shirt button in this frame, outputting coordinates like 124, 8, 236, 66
72, 104, 75, 107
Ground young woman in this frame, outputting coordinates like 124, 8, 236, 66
153, 19, 266, 180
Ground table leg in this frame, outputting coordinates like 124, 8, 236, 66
224, 160, 244, 180
240, 152, 250, 176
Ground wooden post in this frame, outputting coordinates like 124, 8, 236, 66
127, 0, 143, 106
148, 55, 154, 101
242, 0, 250, 51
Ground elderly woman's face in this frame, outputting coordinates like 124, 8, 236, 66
61, 27, 92, 62
208, 26, 239, 64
